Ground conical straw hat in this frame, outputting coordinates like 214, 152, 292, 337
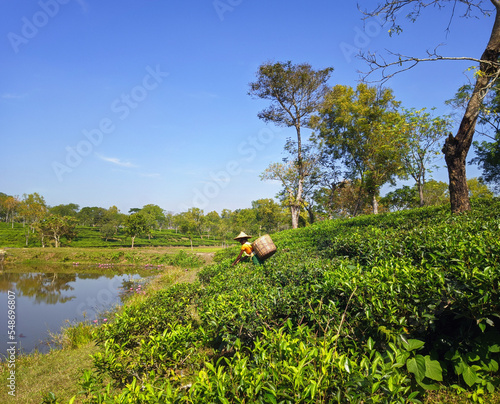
234, 231, 251, 240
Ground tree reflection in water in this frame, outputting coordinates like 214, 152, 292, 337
0, 272, 83, 304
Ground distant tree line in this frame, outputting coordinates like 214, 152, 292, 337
0, 177, 494, 249
0, 194, 293, 248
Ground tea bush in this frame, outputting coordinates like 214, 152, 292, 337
77, 198, 500, 403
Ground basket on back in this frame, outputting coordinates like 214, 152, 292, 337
252, 234, 277, 261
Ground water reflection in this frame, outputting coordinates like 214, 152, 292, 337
0, 264, 148, 355
0, 273, 77, 304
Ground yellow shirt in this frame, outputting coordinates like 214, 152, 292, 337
241, 242, 253, 257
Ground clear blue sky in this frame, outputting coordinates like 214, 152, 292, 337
0, 0, 494, 214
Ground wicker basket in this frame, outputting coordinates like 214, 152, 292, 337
252, 234, 277, 261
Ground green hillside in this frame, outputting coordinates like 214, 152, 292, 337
35, 199, 500, 402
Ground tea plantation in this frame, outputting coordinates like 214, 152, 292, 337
0, 223, 219, 248
75, 199, 500, 403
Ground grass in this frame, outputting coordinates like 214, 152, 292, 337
0, 343, 98, 403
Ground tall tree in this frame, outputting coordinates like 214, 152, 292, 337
77, 206, 107, 227
467, 177, 495, 198
19, 193, 48, 246
399, 108, 452, 206
261, 152, 321, 224
448, 83, 500, 191
177, 208, 205, 249
37, 215, 78, 248
359, 1, 500, 213
49, 203, 79, 217
380, 185, 419, 212
249, 61, 333, 228
422, 180, 450, 206
251, 198, 286, 234
204, 211, 221, 240
315, 83, 407, 214
4, 196, 20, 227
124, 213, 148, 249
140, 204, 166, 240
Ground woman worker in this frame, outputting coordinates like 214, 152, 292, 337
231, 231, 263, 266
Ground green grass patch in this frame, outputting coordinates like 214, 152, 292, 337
0, 343, 98, 404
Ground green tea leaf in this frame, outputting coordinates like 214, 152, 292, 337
462, 366, 479, 387
424, 356, 443, 381
407, 355, 426, 382
403, 339, 425, 352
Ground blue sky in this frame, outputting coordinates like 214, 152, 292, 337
0, 0, 495, 214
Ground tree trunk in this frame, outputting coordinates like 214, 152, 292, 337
290, 204, 300, 229
418, 180, 424, 207
443, 5, 500, 213
293, 123, 304, 229
306, 204, 315, 224
372, 193, 379, 214
131, 235, 135, 249
443, 132, 471, 212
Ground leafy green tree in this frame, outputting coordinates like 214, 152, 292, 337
164, 211, 175, 230
472, 135, 500, 192
231, 208, 258, 236
37, 214, 77, 248
97, 206, 123, 241
315, 83, 407, 214
177, 208, 205, 249
140, 204, 166, 230
261, 153, 320, 226
380, 186, 418, 212
314, 179, 373, 218
204, 211, 221, 240
3, 195, 20, 227
49, 203, 79, 217
218, 209, 234, 247
422, 180, 449, 206
124, 213, 148, 248
399, 108, 452, 206
19, 193, 48, 246
100, 222, 118, 241
249, 61, 333, 228
467, 177, 494, 199
359, 0, 500, 214
77, 207, 107, 227
0, 193, 9, 222
251, 198, 286, 235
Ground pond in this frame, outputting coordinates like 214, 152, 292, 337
0, 263, 153, 357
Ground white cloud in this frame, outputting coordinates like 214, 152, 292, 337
96, 154, 137, 168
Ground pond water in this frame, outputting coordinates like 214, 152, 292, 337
0, 263, 151, 356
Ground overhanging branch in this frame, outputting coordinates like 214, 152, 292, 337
358, 48, 500, 86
